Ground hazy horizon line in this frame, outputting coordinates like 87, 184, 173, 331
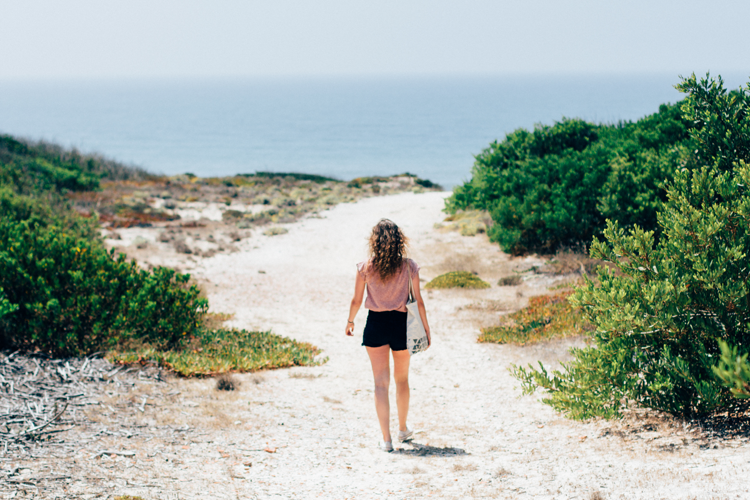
1, 70, 747, 84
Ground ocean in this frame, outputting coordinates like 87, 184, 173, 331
0, 73, 742, 189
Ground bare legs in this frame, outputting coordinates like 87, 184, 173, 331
366, 346, 410, 443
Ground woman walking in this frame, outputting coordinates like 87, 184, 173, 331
345, 219, 431, 452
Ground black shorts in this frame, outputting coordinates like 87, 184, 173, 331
362, 310, 407, 351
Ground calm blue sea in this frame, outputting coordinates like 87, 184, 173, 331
1, 74, 745, 189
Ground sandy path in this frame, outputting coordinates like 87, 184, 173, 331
8, 192, 749, 499
178, 191, 749, 499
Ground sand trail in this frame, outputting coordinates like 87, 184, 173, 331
177, 191, 748, 499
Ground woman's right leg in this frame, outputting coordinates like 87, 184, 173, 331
392, 349, 410, 432
366, 345, 392, 443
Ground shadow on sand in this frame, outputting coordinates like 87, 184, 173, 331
395, 441, 468, 457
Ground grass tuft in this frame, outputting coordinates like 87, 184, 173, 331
424, 271, 490, 289
478, 290, 593, 345
216, 374, 237, 391
108, 328, 326, 377
263, 227, 288, 236
498, 275, 522, 286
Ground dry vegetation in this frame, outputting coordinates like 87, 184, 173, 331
434, 209, 493, 236
478, 289, 594, 345
76, 172, 440, 267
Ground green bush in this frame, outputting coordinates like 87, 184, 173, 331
0, 218, 207, 356
424, 271, 490, 289
513, 74, 750, 419
446, 103, 690, 254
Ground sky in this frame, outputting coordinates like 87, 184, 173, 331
1, 0, 749, 80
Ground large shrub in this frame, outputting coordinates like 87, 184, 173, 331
0, 218, 207, 356
513, 74, 750, 419
447, 102, 690, 254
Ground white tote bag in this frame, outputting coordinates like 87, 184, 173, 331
406, 270, 429, 355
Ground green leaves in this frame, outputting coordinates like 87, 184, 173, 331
0, 218, 207, 356
447, 103, 691, 254
513, 74, 750, 419
0, 288, 18, 320
713, 341, 750, 399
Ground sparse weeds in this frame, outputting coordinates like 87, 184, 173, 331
425, 271, 491, 290
495, 467, 511, 478
203, 311, 235, 330
83, 172, 441, 235
539, 250, 607, 276
289, 372, 323, 379
437, 209, 492, 236
478, 291, 593, 345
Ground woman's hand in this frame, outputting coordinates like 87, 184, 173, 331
425, 327, 432, 348
345, 321, 354, 336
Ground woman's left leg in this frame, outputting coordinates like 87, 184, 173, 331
392, 349, 410, 432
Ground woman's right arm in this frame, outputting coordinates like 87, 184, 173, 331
345, 271, 366, 336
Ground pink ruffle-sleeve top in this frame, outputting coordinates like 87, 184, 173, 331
356, 258, 420, 313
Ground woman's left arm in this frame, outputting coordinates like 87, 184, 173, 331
411, 271, 431, 347
346, 271, 366, 336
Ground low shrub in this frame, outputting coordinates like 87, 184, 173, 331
109, 328, 325, 376
478, 291, 593, 345
424, 271, 490, 289
415, 177, 440, 189
0, 219, 207, 356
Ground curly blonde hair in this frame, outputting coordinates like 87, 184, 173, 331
369, 219, 408, 281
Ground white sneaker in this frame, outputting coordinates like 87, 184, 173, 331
379, 440, 394, 452
398, 426, 414, 442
